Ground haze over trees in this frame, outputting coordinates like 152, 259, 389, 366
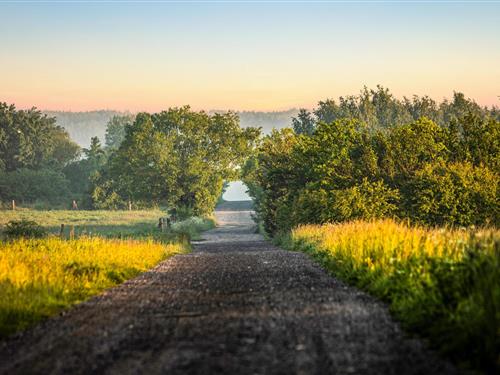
0, 103, 80, 205
45, 109, 297, 147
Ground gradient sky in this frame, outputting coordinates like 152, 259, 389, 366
1, 0, 499, 111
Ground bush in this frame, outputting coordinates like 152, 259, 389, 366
406, 162, 499, 226
0, 168, 71, 205
3, 220, 46, 239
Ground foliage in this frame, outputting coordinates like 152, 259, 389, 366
284, 220, 499, 373
92, 107, 260, 214
0, 237, 185, 337
0, 168, 71, 205
3, 220, 46, 239
292, 108, 315, 135
0, 103, 80, 172
407, 162, 498, 226
45, 109, 296, 149
63, 136, 107, 207
294, 86, 498, 133
244, 88, 500, 233
170, 216, 216, 240
104, 114, 135, 150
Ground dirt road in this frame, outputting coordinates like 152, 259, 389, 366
0, 202, 455, 374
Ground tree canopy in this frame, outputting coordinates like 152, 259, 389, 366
92, 107, 260, 214
244, 87, 499, 233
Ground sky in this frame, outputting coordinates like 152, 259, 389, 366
1, 0, 499, 112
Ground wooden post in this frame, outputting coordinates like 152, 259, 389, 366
69, 225, 75, 240
59, 224, 65, 239
128, 200, 132, 211
158, 218, 164, 232
11, 200, 15, 211
72, 200, 78, 210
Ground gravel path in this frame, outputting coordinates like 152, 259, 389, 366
0, 203, 456, 374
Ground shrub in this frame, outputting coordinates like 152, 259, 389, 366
3, 220, 46, 239
406, 162, 499, 226
0, 168, 71, 205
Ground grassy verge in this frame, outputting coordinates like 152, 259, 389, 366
279, 220, 499, 373
170, 216, 216, 240
0, 209, 215, 338
0, 237, 187, 337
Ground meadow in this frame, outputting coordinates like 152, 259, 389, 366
0, 209, 164, 237
0, 209, 215, 337
0, 209, 215, 240
280, 220, 499, 372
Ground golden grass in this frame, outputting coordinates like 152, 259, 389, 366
287, 219, 499, 372
0, 236, 186, 336
292, 219, 498, 267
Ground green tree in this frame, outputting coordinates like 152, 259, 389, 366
104, 115, 134, 150
292, 109, 315, 135
0, 103, 79, 172
93, 108, 260, 214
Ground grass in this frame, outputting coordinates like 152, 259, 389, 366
0, 209, 215, 240
0, 209, 165, 238
280, 220, 499, 373
0, 209, 216, 338
0, 237, 187, 337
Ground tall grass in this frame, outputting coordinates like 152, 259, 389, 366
0, 237, 186, 337
283, 220, 499, 373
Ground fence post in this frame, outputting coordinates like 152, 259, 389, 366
158, 218, 164, 232
128, 200, 132, 211
69, 225, 75, 240
72, 200, 78, 210
12, 200, 15, 211
59, 224, 65, 239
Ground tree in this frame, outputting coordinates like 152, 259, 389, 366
63, 136, 107, 205
93, 107, 260, 213
292, 109, 315, 135
0, 102, 79, 172
104, 115, 134, 150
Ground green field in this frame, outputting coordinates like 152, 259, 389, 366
0, 209, 215, 240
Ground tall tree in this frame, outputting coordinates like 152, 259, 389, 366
104, 114, 134, 150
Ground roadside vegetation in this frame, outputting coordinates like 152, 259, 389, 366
0, 210, 215, 338
243, 87, 500, 372
279, 221, 499, 373
0, 236, 186, 337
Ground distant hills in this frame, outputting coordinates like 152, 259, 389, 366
44, 109, 298, 147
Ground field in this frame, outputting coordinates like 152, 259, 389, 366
0, 209, 215, 337
0, 209, 165, 238
0, 209, 215, 240
281, 220, 499, 372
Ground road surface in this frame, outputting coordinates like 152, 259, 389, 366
0, 202, 455, 374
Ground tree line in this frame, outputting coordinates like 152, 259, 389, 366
1, 104, 259, 213
243, 87, 499, 233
